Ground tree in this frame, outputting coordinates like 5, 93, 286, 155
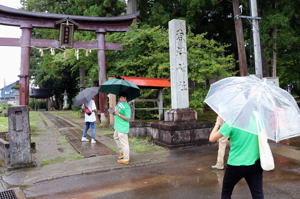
259, 0, 300, 93
22, 0, 241, 113
105, 24, 235, 112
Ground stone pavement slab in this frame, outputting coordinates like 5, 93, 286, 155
2, 150, 171, 187
270, 143, 300, 163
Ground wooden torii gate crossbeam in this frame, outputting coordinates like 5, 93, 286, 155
0, 5, 137, 119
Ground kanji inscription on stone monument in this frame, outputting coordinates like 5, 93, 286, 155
168, 19, 189, 109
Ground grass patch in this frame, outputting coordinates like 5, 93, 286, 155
129, 136, 164, 153
58, 136, 68, 144
0, 117, 8, 132
40, 153, 83, 166
31, 136, 39, 143
101, 129, 114, 135
40, 156, 65, 166
0, 111, 43, 133
68, 111, 81, 119
66, 153, 84, 160
31, 129, 44, 136
50, 110, 68, 115
29, 111, 43, 134
51, 110, 81, 120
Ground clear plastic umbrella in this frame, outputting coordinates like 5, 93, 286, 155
204, 76, 300, 142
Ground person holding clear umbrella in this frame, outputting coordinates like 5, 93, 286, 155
205, 75, 300, 199
209, 115, 263, 199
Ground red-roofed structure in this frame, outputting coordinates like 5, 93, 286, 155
108, 76, 170, 122
120, 76, 170, 88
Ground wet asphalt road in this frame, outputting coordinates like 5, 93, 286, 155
24, 146, 300, 199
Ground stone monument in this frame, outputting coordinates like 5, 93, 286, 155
63, 90, 69, 110
165, 19, 197, 121
140, 19, 211, 148
7, 106, 34, 168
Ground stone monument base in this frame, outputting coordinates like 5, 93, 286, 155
130, 121, 213, 148
164, 108, 197, 122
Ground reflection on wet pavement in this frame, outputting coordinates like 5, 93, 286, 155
25, 145, 300, 199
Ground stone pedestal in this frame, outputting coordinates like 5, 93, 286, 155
7, 106, 34, 169
129, 121, 213, 148
151, 121, 212, 148
164, 108, 197, 122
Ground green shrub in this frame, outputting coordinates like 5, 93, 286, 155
28, 99, 47, 110
71, 104, 81, 111
0, 103, 12, 117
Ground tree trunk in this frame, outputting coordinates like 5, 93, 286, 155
79, 67, 86, 91
232, 0, 248, 76
261, 45, 270, 77
271, 28, 277, 77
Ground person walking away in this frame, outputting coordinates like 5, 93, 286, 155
211, 136, 229, 170
113, 93, 131, 165
209, 116, 264, 199
81, 98, 97, 144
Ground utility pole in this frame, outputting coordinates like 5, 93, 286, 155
127, 0, 138, 14
250, 0, 263, 78
232, 0, 248, 76
127, 0, 138, 22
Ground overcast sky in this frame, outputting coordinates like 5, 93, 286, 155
0, 0, 21, 88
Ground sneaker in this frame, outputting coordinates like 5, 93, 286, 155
211, 164, 224, 170
81, 137, 89, 142
117, 160, 129, 165
91, 139, 96, 144
118, 153, 124, 159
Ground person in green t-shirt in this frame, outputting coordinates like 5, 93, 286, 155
113, 93, 131, 165
209, 115, 264, 199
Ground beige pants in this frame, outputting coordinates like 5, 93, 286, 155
215, 137, 229, 167
114, 131, 130, 161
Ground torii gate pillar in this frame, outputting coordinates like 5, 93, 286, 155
97, 28, 108, 123
19, 24, 32, 106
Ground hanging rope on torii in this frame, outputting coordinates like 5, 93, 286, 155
0, 5, 137, 121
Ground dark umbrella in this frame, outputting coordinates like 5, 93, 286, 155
99, 79, 140, 101
73, 87, 99, 106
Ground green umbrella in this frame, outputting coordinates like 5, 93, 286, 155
99, 79, 140, 101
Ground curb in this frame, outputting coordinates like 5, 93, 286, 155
2, 150, 171, 187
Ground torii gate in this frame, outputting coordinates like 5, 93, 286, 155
0, 5, 137, 116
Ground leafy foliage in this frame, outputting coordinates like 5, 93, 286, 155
105, 24, 235, 112
259, 0, 300, 94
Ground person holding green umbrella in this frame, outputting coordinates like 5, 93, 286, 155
99, 78, 140, 102
113, 93, 132, 165
99, 78, 139, 164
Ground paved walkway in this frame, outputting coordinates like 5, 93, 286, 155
1, 111, 300, 198
1, 111, 170, 188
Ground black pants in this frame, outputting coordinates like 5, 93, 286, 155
221, 159, 264, 199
